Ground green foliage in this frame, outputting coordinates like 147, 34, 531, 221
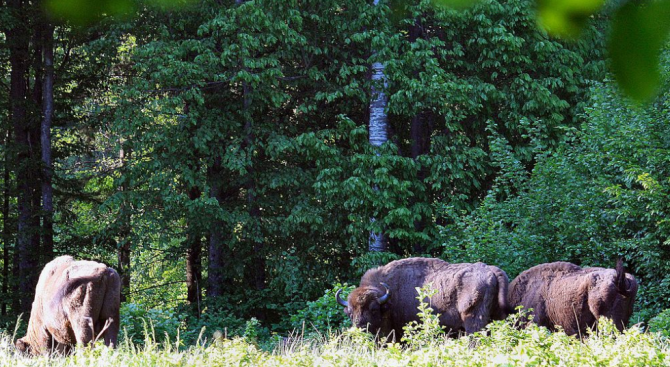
105, 0, 385, 326
121, 302, 255, 347
441, 74, 670, 317
289, 284, 354, 335
430, 0, 482, 10
4, 0, 643, 342
53, 0, 607, 331
120, 303, 181, 345
422, 0, 670, 103
179, 308, 247, 346
389, 0, 605, 210
401, 284, 446, 347
242, 318, 261, 345
350, 252, 401, 277
648, 309, 670, 337
610, 0, 670, 102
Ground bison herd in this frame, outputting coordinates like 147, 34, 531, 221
337, 257, 638, 341
15, 255, 638, 355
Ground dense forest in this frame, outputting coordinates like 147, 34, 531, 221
1, 0, 670, 343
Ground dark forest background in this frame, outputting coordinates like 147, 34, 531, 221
2, 0, 670, 340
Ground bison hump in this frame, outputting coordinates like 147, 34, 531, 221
66, 262, 107, 279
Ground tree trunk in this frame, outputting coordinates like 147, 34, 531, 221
207, 0, 250, 301
11, 235, 19, 313
186, 187, 202, 310
185, 234, 202, 308
8, 0, 39, 313
368, 0, 389, 253
368, 65, 388, 149
118, 237, 131, 302
410, 111, 431, 253
2, 132, 11, 316
241, 80, 266, 320
183, 99, 203, 309
29, 13, 43, 292
207, 157, 226, 298
40, 24, 55, 263
231, 0, 265, 318
409, 19, 429, 254
117, 145, 131, 302
30, 167, 41, 269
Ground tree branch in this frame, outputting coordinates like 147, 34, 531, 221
129, 280, 186, 295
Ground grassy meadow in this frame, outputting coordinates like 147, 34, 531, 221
1, 317, 668, 367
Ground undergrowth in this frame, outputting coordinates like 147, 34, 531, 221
0, 316, 668, 366
1, 290, 669, 366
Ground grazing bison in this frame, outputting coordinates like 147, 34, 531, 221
15, 255, 121, 355
508, 259, 638, 336
336, 257, 510, 340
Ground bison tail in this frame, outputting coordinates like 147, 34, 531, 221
492, 267, 512, 320
615, 257, 631, 297
100, 268, 121, 347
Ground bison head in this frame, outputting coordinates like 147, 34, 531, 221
336, 282, 390, 334
15, 337, 32, 355
606, 273, 638, 331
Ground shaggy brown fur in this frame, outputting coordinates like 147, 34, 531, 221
508, 259, 638, 336
340, 257, 510, 340
15, 256, 121, 355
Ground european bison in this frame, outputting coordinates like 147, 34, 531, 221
15, 255, 121, 355
336, 257, 510, 340
508, 259, 638, 336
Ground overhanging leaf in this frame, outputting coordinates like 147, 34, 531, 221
44, 0, 135, 26
537, 0, 606, 39
609, 0, 670, 103
43, 0, 190, 26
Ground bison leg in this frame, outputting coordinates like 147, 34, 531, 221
94, 318, 114, 344
73, 316, 95, 346
32, 328, 54, 355
99, 314, 119, 347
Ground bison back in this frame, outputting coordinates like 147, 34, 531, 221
508, 262, 582, 328
361, 257, 452, 330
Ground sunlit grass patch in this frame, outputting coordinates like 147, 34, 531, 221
0, 317, 669, 366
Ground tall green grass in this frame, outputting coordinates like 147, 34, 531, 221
1, 317, 668, 366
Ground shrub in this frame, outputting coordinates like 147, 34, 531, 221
179, 305, 250, 345
120, 302, 181, 345
289, 283, 354, 336
648, 309, 670, 337
401, 284, 446, 348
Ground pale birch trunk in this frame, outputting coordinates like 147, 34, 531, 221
367, 0, 389, 252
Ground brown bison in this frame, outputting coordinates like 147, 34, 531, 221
15, 255, 121, 355
336, 257, 510, 340
508, 259, 638, 336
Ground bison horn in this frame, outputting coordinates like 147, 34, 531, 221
336, 288, 349, 307
377, 282, 390, 304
